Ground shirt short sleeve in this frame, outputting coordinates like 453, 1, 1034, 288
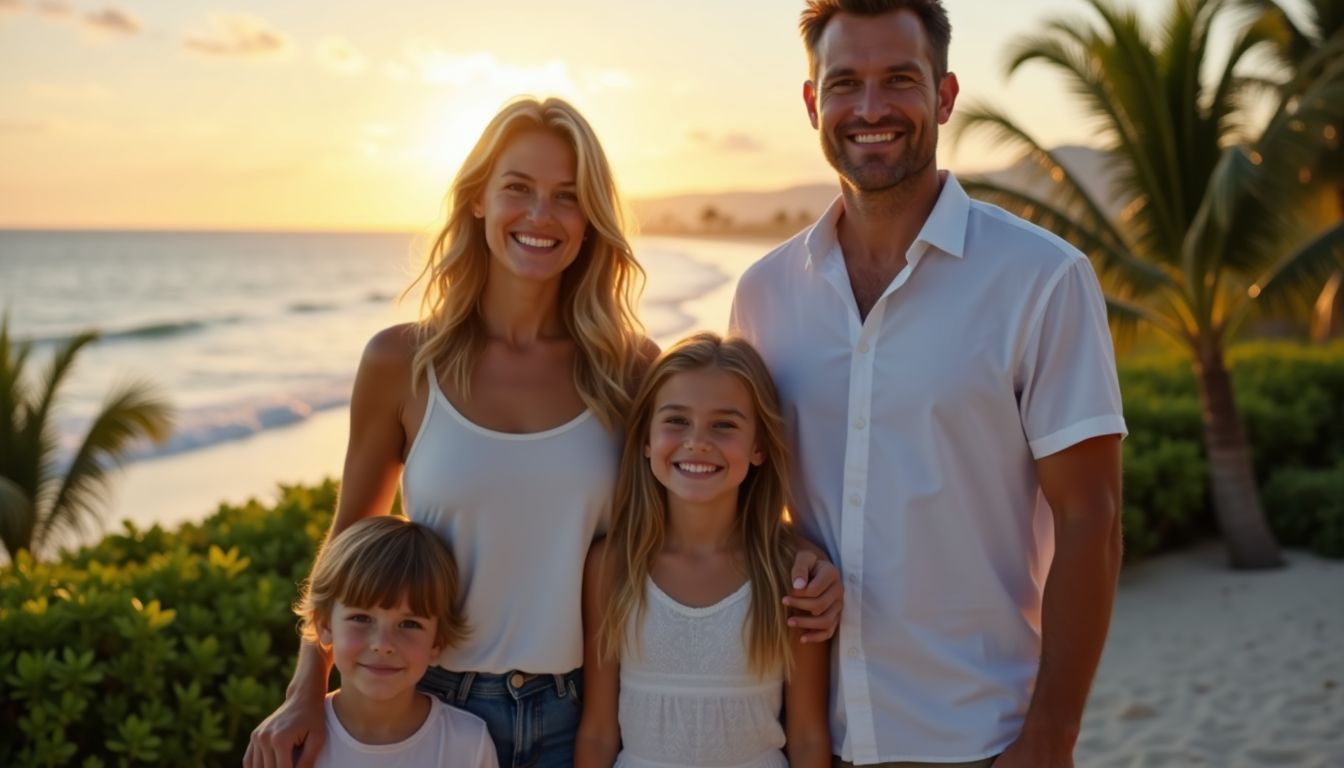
1017, 256, 1128, 458
728, 275, 756, 341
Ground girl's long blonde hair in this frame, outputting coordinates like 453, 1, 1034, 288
407, 97, 645, 431
599, 332, 797, 678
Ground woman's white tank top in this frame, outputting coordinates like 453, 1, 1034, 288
402, 363, 620, 673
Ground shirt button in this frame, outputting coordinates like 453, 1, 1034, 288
847, 572, 858, 585
853, 418, 866, 430
849, 494, 862, 506
858, 342, 870, 353
846, 646, 860, 658
509, 673, 525, 689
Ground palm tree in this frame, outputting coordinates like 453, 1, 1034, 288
1241, 0, 1344, 340
953, 0, 1344, 568
0, 317, 173, 560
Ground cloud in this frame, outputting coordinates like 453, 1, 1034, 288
185, 14, 290, 58
315, 36, 368, 75
0, 0, 25, 15
689, 131, 766, 153
35, 0, 70, 16
83, 6, 139, 36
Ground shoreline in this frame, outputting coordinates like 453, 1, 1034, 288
104, 406, 351, 540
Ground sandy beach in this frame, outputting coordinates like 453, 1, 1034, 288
1078, 545, 1344, 767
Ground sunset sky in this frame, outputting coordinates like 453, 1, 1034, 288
0, 0, 1273, 231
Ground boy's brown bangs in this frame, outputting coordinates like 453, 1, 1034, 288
334, 527, 449, 619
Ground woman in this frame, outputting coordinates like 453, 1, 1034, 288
246, 97, 840, 768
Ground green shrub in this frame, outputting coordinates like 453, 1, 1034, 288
1116, 341, 1344, 559
1120, 436, 1207, 559
1263, 463, 1344, 557
0, 481, 336, 767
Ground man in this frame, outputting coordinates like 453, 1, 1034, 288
729, 1, 1127, 766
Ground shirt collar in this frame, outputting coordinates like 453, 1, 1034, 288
803, 171, 970, 271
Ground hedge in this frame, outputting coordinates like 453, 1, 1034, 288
1118, 341, 1344, 558
0, 481, 335, 767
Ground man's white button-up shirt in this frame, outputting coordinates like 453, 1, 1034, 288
729, 174, 1127, 764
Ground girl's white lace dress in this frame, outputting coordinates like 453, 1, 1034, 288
615, 578, 789, 768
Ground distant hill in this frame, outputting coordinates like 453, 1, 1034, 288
630, 145, 1124, 236
630, 184, 842, 236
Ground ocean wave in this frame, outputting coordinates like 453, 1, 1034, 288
639, 246, 733, 343
642, 247, 732, 308
23, 316, 243, 347
287, 302, 339, 314
49, 382, 355, 468
132, 384, 353, 460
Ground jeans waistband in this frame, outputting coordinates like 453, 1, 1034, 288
421, 666, 580, 705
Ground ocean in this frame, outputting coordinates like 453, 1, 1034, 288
0, 229, 771, 544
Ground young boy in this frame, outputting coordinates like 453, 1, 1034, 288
296, 515, 497, 767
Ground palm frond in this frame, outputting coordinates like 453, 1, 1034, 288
1209, 13, 1282, 146
1241, 220, 1344, 320
1181, 145, 1252, 325
38, 381, 172, 554
1214, 61, 1344, 278
950, 104, 1132, 250
1105, 294, 1189, 346
0, 317, 32, 471
0, 475, 35, 561
1003, 21, 1165, 229
17, 331, 100, 510
1235, 0, 1324, 65
1091, 0, 1193, 246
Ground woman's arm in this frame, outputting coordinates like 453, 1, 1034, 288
331, 325, 417, 529
784, 538, 834, 768
244, 326, 415, 768
574, 540, 622, 768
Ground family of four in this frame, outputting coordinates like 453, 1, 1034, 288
246, 1, 1127, 766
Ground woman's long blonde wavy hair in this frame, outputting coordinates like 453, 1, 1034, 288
598, 333, 797, 678
407, 97, 645, 431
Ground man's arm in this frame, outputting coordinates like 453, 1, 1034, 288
997, 434, 1123, 768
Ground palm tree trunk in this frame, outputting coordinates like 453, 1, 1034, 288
1192, 340, 1284, 569
1311, 271, 1342, 342
1309, 183, 1344, 341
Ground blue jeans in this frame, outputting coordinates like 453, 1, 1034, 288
419, 666, 583, 768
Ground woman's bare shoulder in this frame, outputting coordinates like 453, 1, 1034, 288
361, 323, 419, 370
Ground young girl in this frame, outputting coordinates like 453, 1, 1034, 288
575, 333, 831, 768
296, 516, 498, 767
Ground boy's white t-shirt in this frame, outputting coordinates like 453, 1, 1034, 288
315, 691, 498, 768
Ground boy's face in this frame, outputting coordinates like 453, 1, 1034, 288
319, 599, 442, 704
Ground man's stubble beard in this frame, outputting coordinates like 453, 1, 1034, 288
821, 119, 938, 195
